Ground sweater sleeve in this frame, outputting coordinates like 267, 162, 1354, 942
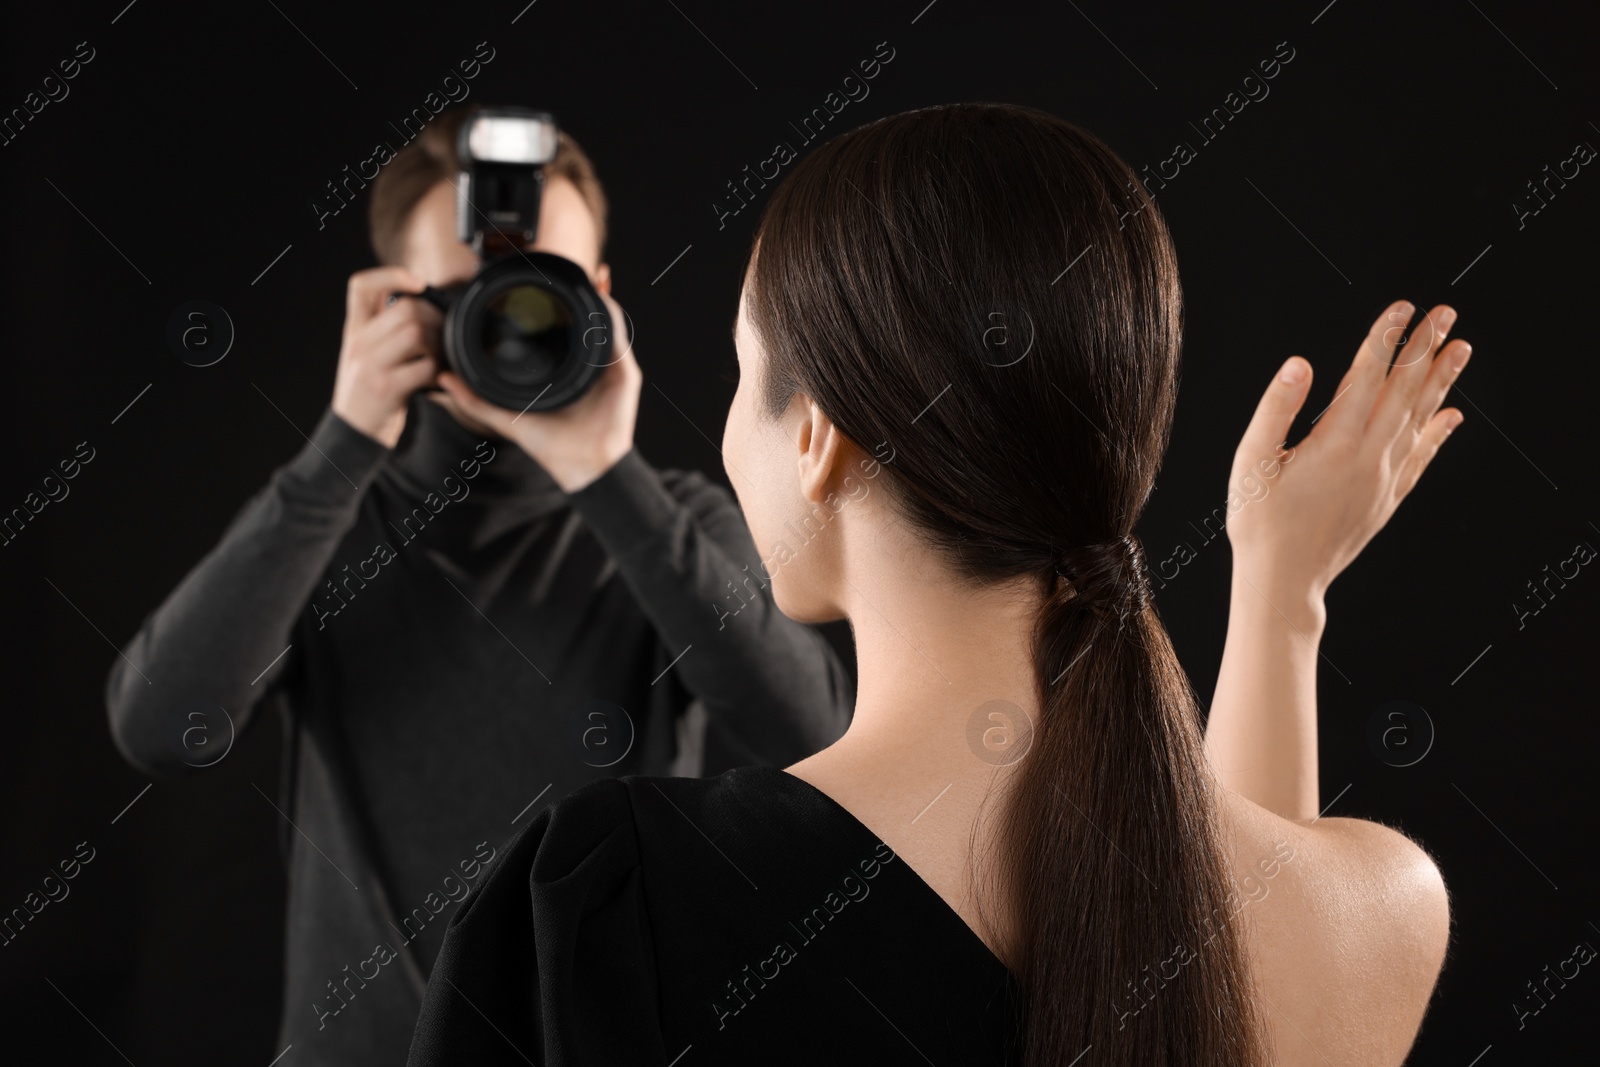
405, 777, 664, 1066
104, 406, 392, 778
563, 448, 852, 766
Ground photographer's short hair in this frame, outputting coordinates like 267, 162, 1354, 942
368, 104, 609, 266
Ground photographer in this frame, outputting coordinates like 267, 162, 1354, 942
103, 105, 851, 1066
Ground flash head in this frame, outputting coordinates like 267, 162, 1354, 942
466, 109, 558, 166
455, 107, 559, 250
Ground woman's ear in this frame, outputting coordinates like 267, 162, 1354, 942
594, 262, 612, 295
795, 396, 847, 505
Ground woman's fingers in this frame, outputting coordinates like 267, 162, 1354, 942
1369, 305, 1457, 442
1395, 338, 1472, 453
1236, 356, 1313, 469
1395, 406, 1465, 499
1322, 299, 1414, 438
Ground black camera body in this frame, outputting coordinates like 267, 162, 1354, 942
409, 107, 613, 412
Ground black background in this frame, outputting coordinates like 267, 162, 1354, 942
2, 0, 1595, 1063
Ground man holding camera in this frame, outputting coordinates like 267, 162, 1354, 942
104, 105, 851, 1065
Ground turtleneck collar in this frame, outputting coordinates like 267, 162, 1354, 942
386, 391, 569, 514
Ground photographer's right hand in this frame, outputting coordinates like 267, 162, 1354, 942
331, 267, 444, 448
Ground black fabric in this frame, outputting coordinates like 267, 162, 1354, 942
407, 765, 1023, 1065
104, 394, 853, 1065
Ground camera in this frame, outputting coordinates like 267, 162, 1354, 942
398, 107, 613, 412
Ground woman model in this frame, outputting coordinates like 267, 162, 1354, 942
407, 102, 1467, 1066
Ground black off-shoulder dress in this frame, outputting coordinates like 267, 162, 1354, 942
405, 765, 1022, 1065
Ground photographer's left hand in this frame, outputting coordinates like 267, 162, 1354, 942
436, 289, 642, 492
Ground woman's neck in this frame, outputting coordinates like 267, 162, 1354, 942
785, 555, 1043, 965
844, 568, 1041, 761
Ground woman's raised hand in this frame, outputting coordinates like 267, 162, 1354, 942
1225, 300, 1473, 610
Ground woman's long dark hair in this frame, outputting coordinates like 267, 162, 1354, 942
745, 103, 1265, 1066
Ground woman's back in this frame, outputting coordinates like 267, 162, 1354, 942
788, 754, 1450, 1067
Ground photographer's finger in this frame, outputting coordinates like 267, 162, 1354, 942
369, 308, 439, 369
347, 267, 424, 325
409, 292, 444, 328
1395, 407, 1464, 499
1237, 356, 1311, 465
598, 290, 635, 364
1371, 305, 1456, 441
436, 371, 503, 424
367, 292, 434, 334
1325, 299, 1413, 437
390, 353, 441, 395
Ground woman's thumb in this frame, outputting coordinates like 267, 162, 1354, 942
1237, 356, 1311, 463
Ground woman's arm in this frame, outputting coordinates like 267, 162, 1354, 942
1203, 300, 1472, 820
1206, 572, 1326, 820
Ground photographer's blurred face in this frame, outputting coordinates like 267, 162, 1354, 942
401, 175, 611, 292
400, 175, 612, 434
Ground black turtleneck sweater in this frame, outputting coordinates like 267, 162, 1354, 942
103, 392, 853, 1066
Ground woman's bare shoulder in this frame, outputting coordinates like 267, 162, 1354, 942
1215, 788, 1451, 1066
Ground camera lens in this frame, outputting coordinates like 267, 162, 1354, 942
481, 284, 572, 385
443, 251, 610, 411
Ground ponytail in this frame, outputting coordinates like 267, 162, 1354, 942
1001, 536, 1266, 1066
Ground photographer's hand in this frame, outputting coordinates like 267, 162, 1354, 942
331, 267, 443, 448
1206, 300, 1472, 820
436, 289, 642, 492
